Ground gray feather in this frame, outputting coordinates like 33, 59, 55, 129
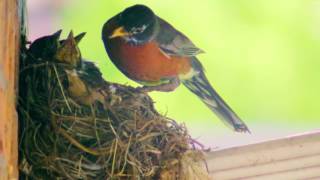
156, 17, 204, 57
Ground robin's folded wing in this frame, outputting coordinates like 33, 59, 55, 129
156, 17, 204, 57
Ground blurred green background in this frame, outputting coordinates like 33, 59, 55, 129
28, 0, 320, 147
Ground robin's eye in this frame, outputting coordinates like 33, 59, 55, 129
131, 25, 148, 34
131, 27, 143, 34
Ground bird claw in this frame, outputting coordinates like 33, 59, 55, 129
136, 78, 180, 93
136, 86, 153, 93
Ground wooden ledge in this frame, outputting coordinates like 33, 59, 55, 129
206, 131, 320, 179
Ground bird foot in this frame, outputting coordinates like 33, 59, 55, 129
136, 78, 180, 93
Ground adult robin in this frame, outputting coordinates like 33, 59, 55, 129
102, 4, 249, 132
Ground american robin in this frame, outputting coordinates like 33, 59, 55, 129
28, 30, 62, 60
54, 31, 108, 108
29, 30, 85, 64
102, 4, 249, 132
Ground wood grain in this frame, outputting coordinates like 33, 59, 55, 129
206, 131, 320, 180
0, 0, 20, 179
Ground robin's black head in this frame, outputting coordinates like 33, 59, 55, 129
109, 5, 158, 44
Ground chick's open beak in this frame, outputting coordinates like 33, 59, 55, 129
109, 26, 129, 39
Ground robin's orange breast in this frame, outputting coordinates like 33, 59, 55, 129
108, 39, 192, 82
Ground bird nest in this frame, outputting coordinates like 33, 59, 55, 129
18, 30, 210, 179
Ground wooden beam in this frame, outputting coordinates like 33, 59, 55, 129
206, 131, 320, 179
0, 0, 20, 179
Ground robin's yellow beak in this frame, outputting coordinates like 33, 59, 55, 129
109, 26, 129, 39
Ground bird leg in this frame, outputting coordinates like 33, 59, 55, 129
137, 78, 180, 93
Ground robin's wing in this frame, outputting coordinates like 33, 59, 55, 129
156, 17, 204, 57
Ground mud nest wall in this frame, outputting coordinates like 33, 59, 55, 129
18, 30, 209, 179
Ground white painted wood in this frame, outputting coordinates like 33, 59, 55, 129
206, 131, 320, 180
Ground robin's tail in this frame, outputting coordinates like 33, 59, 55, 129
182, 71, 250, 133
